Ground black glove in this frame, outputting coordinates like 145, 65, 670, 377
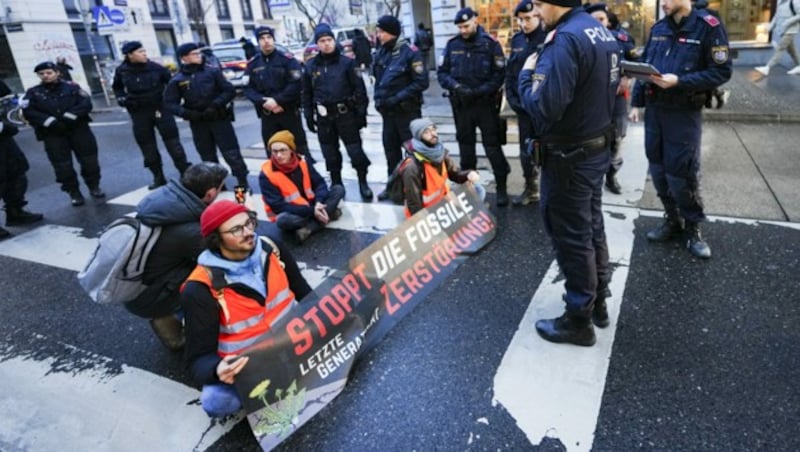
182, 109, 203, 121
48, 120, 70, 134
456, 85, 475, 99
305, 115, 317, 133
116, 97, 128, 108
1, 121, 19, 137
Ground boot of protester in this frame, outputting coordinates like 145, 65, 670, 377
495, 173, 509, 207
5, 207, 44, 226
149, 315, 185, 351
512, 176, 539, 206
605, 171, 622, 194
647, 210, 683, 242
535, 311, 596, 346
686, 221, 711, 259
148, 167, 167, 190
357, 170, 373, 201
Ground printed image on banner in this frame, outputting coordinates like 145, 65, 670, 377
233, 185, 496, 450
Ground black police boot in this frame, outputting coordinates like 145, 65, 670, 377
330, 171, 343, 187
685, 221, 711, 259
0, 226, 11, 240
5, 207, 44, 226
88, 185, 106, 199
512, 176, 539, 206
148, 167, 167, 190
495, 174, 509, 207
357, 171, 373, 201
377, 188, 391, 201
535, 311, 596, 346
605, 170, 622, 194
69, 189, 86, 206
646, 210, 683, 242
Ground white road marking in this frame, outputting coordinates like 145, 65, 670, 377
90, 121, 129, 127
0, 224, 96, 272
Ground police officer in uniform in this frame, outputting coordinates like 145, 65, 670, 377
585, 3, 636, 194
23, 62, 105, 206
303, 24, 373, 200
518, 0, 620, 346
629, 0, 731, 259
1, 79, 43, 238
113, 41, 191, 190
243, 26, 311, 161
372, 15, 429, 201
438, 7, 511, 206
164, 43, 250, 190
506, 0, 546, 206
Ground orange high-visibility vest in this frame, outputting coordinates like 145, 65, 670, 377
260, 160, 315, 222
183, 251, 296, 357
404, 159, 449, 218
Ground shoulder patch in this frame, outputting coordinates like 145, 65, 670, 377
290, 69, 302, 80
711, 45, 729, 64
616, 31, 628, 42
494, 55, 505, 69
702, 14, 720, 27
412, 61, 424, 74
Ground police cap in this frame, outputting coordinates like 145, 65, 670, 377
454, 7, 477, 24
254, 26, 275, 39
515, 0, 534, 16
34, 61, 58, 73
539, 0, 581, 6
121, 41, 143, 54
176, 42, 200, 58
583, 3, 609, 14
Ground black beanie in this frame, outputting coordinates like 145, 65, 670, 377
377, 15, 401, 37
314, 24, 335, 42
540, 0, 582, 6
121, 41, 143, 54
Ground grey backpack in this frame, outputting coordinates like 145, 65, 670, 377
77, 217, 162, 304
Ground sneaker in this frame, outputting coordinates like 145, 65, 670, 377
788, 65, 800, 75
755, 65, 769, 76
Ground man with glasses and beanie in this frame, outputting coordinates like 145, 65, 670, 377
164, 43, 250, 191
518, 0, 620, 346
181, 200, 311, 418
259, 130, 344, 243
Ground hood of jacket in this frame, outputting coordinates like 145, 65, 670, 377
136, 179, 206, 226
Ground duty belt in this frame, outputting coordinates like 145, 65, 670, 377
323, 101, 350, 115
540, 135, 608, 154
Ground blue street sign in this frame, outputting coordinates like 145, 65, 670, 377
109, 8, 126, 24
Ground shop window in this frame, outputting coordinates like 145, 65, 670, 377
467, 0, 516, 52
220, 26, 235, 40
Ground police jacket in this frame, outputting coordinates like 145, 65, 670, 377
613, 27, 638, 61
181, 240, 312, 386
258, 158, 329, 220
112, 60, 172, 111
302, 47, 368, 117
438, 26, 506, 98
243, 48, 303, 115
372, 38, 429, 109
505, 28, 546, 115
163, 63, 235, 117
631, 8, 732, 109
519, 8, 619, 140
23, 80, 93, 138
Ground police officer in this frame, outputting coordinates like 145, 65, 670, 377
372, 14, 429, 201
1, 79, 43, 239
518, 0, 619, 346
23, 62, 105, 206
506, 0, 546, 206
629, 0, 731, 259
243, 26, 311, 161
585, 3, 636, 195
164, 43, 250, 190
303, 24, 373, 200
438, 7, 511, 206
113, 41, 191, 190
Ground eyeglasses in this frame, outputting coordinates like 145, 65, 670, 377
271, 147, 292, 155
222, 215, 257, 237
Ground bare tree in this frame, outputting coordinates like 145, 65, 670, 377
323, 1, 345, 26
184, 0, 216, 43
382, 0, 401, 17
292, 0, 332, 29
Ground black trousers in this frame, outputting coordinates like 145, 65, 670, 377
0, 135, 30, 209
42, 124, 101, 192
517, 112, 540, 180
260, 108, 311, 160
318, 111, 370, 173
453, 103, 509, 177
381, 108, 420, 177
189, 119, 249, 183
130, 108, 189, 172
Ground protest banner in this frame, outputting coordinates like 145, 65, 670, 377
233, 185, 496, 450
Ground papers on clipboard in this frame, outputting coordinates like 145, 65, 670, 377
620, 61, 661, 80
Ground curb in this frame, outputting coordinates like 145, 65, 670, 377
704, 110, 800, 123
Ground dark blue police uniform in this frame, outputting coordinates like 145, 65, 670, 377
23, 79, 103, 200
438, 24, 510, 203
112, 60, 190, 184
631, 8, 731, 257
372, 37, 429, 182
519, 6, 620, 345
302, 46, 371, 189
163, 63, 249, 188
243, 46, 310, 160
506, 23, 546, 200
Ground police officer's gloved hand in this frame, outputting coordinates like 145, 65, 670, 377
182, 109, 203, 121
0, 121, 19, 137
305, 115, 317, 133
202, 107, 218, 121
456, 86, 475, 100
117, 97, 128, 109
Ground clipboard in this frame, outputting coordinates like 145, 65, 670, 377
620, 61, 661, 80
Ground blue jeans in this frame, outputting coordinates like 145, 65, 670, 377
200, 383, 242, 418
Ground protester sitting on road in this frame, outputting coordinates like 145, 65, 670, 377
259, 130, 344, 243
124, 162, 229, 351
181, 200, 312, 418
394, 117, 482, 217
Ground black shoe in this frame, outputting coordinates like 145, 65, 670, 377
0, 226, 11, 240
69, 190, 85, 206
496, 191, 509, 207
148, 172, 167, 190
646, 214, 683, 242
377, 189, 390, 201
88, 186, 106, 198
605, 175, 622, 194
6, 208, 44, 226
686, 222, 711, 259
535, 312, 596, 346
359, 181, 373, 201
592, 299, 610, 328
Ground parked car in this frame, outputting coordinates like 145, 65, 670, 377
209, 40, 297, 89
303, 27, 373, 62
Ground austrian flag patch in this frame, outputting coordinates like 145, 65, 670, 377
711, 45, 729, 64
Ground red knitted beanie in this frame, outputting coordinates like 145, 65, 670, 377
200, 200, 249, 237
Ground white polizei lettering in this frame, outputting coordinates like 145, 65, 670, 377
584, 26, 616, 45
